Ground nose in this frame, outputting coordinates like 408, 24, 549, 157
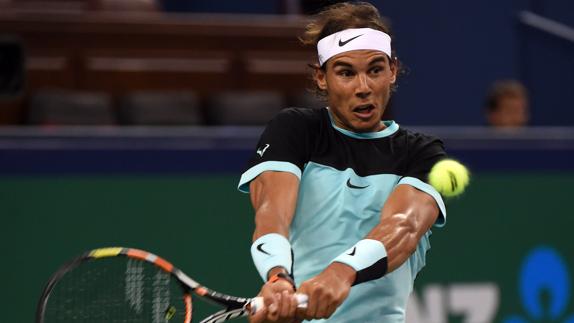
355, 73, 371, 99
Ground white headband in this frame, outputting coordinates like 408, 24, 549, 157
317, 28, 392, 66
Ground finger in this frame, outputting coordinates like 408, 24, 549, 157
315, 296, 331, 319
288, 291, 299, 317
268, 293, 282, 321
295, 307, 306, 322
304, 290, 319, 320
263, 292, 275, 307
274, 292, 286, 319
278, 290, 292, 319
324, 301, 338, 319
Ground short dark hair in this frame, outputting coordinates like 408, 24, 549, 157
485, 80, 528, 112
300, 2, 393, 48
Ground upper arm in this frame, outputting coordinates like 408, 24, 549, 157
365, 132, 446, 272
325, 132, 446, 277
398, 132, 448, 226
250, 171, 300, 240
237, 109, 315, 239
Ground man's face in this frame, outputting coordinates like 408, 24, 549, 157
315, 50, 397, 133
488, 96, 529, 128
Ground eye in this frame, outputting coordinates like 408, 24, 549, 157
369, 66, 384, 75
336, 69, 355, 77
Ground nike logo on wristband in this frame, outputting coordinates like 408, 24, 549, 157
338, 34, 363, 47
348, 247, 357, 256
346, 179, 369, 189
256, 243, 270, 255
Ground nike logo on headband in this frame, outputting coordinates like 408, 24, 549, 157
339, 34, 363, 47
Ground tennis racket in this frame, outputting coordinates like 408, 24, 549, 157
36, 247, 307, 323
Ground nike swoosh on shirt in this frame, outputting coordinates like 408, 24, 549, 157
346, 178, 369, 189
338, 34, 363, 47
347, 247, 356, 256
256, 243, 270, 255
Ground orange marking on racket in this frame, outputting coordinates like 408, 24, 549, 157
196, 287, 208, 296
184, 294, 192, 323
154, 256, 173, 272
126, 248, 149, 261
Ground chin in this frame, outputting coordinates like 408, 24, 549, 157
352, 121, 381, 133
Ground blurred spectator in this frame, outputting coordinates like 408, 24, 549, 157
484, 79, 529, 128
0, 37, 24, 97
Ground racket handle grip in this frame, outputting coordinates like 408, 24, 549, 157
250, 293, 308, 314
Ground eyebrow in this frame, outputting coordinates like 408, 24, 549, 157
368, 56, 387, 65
332, 61, 353, 69
332, 55, 387, 69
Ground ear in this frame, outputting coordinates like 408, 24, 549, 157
390, 58, 398, 84
313, 64, 328, 91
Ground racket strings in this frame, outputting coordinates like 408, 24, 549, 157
125, 258, 144, 314
43, 257, 190, 322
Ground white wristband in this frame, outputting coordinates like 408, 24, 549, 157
251, 233, 293, 281
331, 239, 388, 285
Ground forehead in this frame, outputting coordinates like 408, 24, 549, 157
499, 96, 527, 107
328, 50, 389, 67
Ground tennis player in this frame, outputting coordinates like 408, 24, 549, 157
238, 2, 447, 322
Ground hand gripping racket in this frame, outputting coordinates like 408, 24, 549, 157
36, 247, 307, 323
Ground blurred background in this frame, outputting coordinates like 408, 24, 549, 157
0, 0, 573, 322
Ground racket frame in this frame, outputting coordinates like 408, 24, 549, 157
36, 247, 256, 323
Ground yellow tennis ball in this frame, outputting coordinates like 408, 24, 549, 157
428, 159, 470, 197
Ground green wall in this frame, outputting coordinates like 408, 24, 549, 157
1, 173, 573, 322
414, 173, 574, 322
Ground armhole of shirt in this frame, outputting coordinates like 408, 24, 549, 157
238, 161, 302, 193
397, 176, 446, 227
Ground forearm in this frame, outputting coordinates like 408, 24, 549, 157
366, 212, 431, 273
250, 171, 300, 281
253, 204, 292, 240
366, 184, 439, 273
250, 172, 299, 241
328, 185, 439, 283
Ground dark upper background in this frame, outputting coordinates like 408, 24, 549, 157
160, 0, 574, 126
0, 0, 572, 126
0, 3, 572, 321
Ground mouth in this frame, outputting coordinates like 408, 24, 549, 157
353, 104, 376, 119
